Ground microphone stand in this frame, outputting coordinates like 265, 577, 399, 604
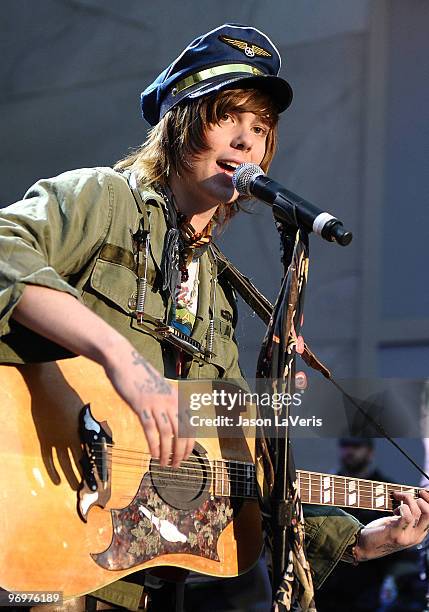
271, 222, 299, 591
256, 214, 310, 598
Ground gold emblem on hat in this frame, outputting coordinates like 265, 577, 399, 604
219, 35, 272, 59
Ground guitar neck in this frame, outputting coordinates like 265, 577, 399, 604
211, 460, 420, 512
297, 470, 420, 512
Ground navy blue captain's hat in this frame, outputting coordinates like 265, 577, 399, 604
141, 23, 293, 126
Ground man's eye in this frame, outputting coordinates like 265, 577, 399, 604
221, 113, 232, 122
253, 126, 267, 135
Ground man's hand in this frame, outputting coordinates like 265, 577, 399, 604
355, 489, 429, 561
12, 285, 195, 468
105, 345, 195, 468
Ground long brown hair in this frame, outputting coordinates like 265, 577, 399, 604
115, 88, 279, 226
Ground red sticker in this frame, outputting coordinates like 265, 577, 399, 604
295, 371, 308, 390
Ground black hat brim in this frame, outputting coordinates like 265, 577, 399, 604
160, 71, 293, 120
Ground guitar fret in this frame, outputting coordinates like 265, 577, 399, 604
374, 482, 387, 509
218, 460, 221, 496
222, 462, 225, 496
323, 475, 332, 504
246, 463, 252, 498
347, 478, 357, 507
213, 460, 218, 496
212, 460, 215, 495
386, 484, 393, 510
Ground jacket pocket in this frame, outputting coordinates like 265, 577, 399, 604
88, 258, 165, 319
90, 259, 135, 312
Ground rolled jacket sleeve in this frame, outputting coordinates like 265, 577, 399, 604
303, 504, 363, 589
0, 168, 114, 336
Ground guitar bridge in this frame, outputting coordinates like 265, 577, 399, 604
78, 404, 113, 522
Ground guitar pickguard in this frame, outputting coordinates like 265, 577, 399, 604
92, 472, 234, 570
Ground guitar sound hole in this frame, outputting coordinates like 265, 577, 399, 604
149, 443, 211, 511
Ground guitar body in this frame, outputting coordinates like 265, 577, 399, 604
0, 357, 262, 598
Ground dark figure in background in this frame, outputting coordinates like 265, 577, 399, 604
316, 439, 426, 612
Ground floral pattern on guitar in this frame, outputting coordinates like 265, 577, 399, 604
92, 473, 234, 569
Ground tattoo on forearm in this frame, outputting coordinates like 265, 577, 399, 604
375, 543, 404, 556
132, 350, 172, 395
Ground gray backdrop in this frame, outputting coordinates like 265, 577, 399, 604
2, 0, 429, 484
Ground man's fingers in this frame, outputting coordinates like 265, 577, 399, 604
171, 434, 189, 468
171, 407, 195, 466
393, 491, 422, 524
139, 411, 160, 459
392, 501, 413, 530
184, 436, 195, 462
152, 409, 174, 466
415, 498, 429, 526
419, 489, 429, 503
138, 396, 194, 467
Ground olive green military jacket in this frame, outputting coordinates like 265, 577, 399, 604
0, 168, 361, 606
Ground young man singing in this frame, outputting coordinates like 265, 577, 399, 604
1, 24, 428, 612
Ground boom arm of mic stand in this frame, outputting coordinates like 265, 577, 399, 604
270, 194, 353, 246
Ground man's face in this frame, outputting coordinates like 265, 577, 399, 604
340, 444, 373, 473
180, 110, 269, 210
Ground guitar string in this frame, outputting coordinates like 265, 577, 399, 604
94, 444, 422, 492
91, 477, 402, 509
105, 458, 414, 496
93, 465, 416, 504
106, 461, 415, 500
95, 445, 421, 493
90, 452, 418, 498
86, 447, 419, 504
80, 458, 414, 506
100, 451, 419, 495
102, 471, 400, 504
106, 473, 408, 501
106, 474, 403, 502
97, 447, 259, 475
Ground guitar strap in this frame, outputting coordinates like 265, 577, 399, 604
210, 243, 331, 379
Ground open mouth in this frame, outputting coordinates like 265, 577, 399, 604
217, 160, 241, 175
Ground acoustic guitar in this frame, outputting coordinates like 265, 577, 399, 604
0, 357, 420, 599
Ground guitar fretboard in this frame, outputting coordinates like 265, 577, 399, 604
211, 460, 420, 512
297, 470, 419, 511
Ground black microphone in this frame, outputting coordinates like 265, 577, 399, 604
232, 163, 352, 246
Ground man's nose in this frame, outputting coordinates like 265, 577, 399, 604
231, 129, 252, 151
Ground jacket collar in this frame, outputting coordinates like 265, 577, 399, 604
140, 186, 168, 273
